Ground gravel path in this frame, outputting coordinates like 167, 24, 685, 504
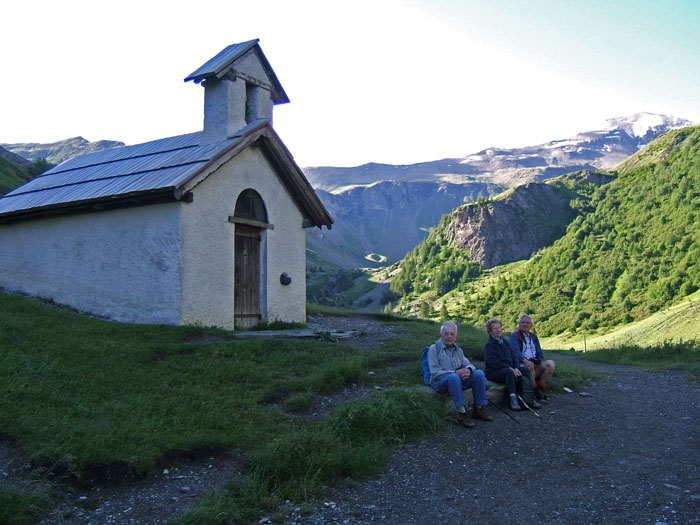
280, 358, 700, 525
3, 317, 700, 524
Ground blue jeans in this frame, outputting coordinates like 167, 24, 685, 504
430, 369, 488, 409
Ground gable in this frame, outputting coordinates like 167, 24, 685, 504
184, 39, 288, 104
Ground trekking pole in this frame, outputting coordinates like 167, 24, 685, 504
489, 400, 521, 424
516, 394, 542, 419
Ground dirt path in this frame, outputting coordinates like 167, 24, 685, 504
280, 356, 700, 524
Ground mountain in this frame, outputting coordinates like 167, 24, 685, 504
304, 113, 691, 192
305, 113, 691, 267
306, 180, 499, 268
0, 146, 33, 168
1, 136, 124, 165
386, 170, 612, 301
389, 125, 700, 336
0, 152, 33, 196
441, 172, 614, 268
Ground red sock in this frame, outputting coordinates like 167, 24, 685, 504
537, 381, 546, 388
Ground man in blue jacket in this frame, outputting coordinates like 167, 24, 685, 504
509, 314, 556, 400
484, 318, 538, 410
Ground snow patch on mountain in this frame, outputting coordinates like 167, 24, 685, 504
606, 112, 692, 139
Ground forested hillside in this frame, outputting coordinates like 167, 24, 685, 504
388, 126, 700, 336
388, 171, 609, 301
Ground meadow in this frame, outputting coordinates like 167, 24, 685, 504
2, 292, 696, 523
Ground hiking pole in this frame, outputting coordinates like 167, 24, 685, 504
489, 401, 521, 424
516, 393, 542, 419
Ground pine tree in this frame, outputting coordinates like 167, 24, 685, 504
440, 302, 449, 321
419, 301, 431, 319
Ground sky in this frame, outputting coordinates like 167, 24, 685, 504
2, 0, 699, 167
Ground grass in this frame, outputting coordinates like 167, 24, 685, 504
0, 291, 625, 522
0, 293, 445, 522
543, 290, 700, 350
545, 352, 604, 391
563, 340, 700, 376
181, 388, 443, 523
0, 486, 51, 525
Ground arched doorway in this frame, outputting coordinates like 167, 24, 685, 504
231, 189, 270, 328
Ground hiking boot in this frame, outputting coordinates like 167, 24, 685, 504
530, 399, 542, 409
457, 411, 475, 428
535, 386, 548, 400
509, 394, 521, 411
473, 406, 493, 422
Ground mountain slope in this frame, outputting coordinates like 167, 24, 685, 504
304, 113, 691, 268
387, 170, 612, 300
441, 174, 612, 268
416, 125, 700, 336
304, 113, 691, 192
0, 155, 33, 196
306, 180, 500, 267
1, 136, 124, 165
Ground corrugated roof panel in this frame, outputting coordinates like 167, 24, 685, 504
0, 124, 258, 219
185, 40, 258, 83
46, 133, 203, 174
5, 135, 243, 200
0, 164, 206, 215
12, 146, 217, 196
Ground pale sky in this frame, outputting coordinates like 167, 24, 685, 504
2, 0, 699, 167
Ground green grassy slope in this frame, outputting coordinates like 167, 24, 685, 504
387, 126, 700, 338
0, 156, 32, 195
472, 126, 700, 336
544, 289, 700, 350
387, 172, 610, 316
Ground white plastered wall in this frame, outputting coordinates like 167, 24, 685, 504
0, 204, 183, 324
181, 146, 307, 329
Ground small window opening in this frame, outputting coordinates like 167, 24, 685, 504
234, 189, 268, 223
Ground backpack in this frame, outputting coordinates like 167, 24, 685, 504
421, 345, 431, 385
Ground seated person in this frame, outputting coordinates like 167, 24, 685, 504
428, 321, 493, 428
509, 314, 556, 400
483, 318, 540, 410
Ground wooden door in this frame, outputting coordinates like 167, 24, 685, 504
234, 225, 261, 328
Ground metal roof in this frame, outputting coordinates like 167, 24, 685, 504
0, 121, 332, 229
0, 40, 330, 228
185, 40, 259, 83
0, 128, 251, 218
184, 39, 288, 104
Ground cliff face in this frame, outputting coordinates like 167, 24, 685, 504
307, 180, 499, 267
442, 183, 579, 268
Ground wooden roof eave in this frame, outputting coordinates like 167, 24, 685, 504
255, 129, 333, 229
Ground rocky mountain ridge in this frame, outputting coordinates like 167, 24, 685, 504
443, 171, 614, 268
2, 113, 692, 274
307, 113, 692, 267
0, 146, 33, 168
1, 136, 124, 165
306, 180, 499, 267
304, 112, 691, 192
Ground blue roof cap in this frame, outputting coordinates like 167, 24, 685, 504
184, 39, 288, 104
